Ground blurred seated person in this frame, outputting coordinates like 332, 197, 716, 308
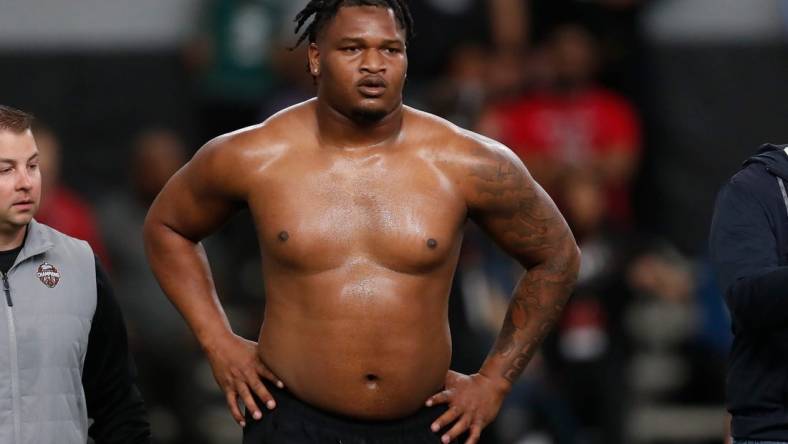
543, 168, 632, 444
98, 128, 201, 443
479, 23, 640, 226
421, 44, 489, 129
33, 124, 109, 262
98, 128, 191, 349
184, 0, 300, 141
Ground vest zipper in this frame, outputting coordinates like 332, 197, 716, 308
3, 272, 12, 306
3, 271, 21, 443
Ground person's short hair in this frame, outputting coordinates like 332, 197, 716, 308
0, 105, 34, 134
293, 0, 414, 48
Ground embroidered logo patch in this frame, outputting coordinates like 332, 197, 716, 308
36, 262, 60, 288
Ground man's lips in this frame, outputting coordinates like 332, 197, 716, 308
358, 86, 386, 97
357, 78, 387, 97
12, 200, 34, 208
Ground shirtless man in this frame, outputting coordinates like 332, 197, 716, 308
143, 1, 580, 443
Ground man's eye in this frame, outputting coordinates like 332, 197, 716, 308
384, 48, 401, 54
342, 47, 360, 53
0, 168, 12, 174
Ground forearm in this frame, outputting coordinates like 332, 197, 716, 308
727, 266, 788, 330
143, 220, 233, 349
478, 245, 579, 389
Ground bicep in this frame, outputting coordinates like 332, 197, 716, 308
465, 148, 575, 267
146, 146, 242, 242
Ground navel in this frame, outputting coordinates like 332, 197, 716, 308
278, 231, 289, 242
365, 374, 380, 389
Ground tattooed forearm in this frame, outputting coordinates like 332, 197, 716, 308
493, 255, 577, 383
466, 143, 580, 386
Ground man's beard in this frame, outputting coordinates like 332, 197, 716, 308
349, 106, 389, 126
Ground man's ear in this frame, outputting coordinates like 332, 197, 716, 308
308, 43, 320, 77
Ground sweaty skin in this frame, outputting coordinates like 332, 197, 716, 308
256, 104, 464, 418
144, 5, 579, 442
145, 100, 571, 416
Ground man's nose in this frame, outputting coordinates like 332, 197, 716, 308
360, 49, 385, 73
16, 169, 32, 190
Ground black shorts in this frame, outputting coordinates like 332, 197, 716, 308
242, 383, 464, 444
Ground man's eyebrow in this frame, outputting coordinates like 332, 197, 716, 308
0, 153, 38, 165
337, 37, 365, 44
336, 37, 404, 46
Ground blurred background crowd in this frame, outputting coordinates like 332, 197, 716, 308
4, 0, 788, 443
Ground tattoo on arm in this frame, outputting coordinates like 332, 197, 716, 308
468, 149, 578, 384
495, 268, 574, 383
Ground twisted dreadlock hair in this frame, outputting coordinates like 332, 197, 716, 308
293, 0, 414, 48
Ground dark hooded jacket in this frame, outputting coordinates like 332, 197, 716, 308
710, 143, 788, 440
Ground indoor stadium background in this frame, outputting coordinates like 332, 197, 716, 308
4, 1, 788, 443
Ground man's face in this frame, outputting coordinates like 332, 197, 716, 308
310, 6, 408, 124
0, 130, 41, 231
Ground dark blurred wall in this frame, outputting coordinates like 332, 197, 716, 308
637, 43, 788, 254
0, 51, 195, 198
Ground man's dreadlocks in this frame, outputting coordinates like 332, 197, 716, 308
293, 0, 414, 48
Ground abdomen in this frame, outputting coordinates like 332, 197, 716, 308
257, 265, 454, 419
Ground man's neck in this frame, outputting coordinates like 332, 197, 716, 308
315, 100, 404, 150
0, 225, 27, 252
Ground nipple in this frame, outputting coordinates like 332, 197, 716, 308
278, 231, 289, 242
427, 238, 438, 249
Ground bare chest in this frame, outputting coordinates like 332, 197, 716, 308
249, 156, 466, 273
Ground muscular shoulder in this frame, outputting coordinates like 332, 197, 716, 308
197, 99, 315, 167
404, 106, 516, 162
187, 100, 317, 197
403, 107, 527, 211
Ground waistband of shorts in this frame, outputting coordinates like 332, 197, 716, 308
262, 381, 446, 435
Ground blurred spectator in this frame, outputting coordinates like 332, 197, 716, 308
542, 168, 634, 444
528, 0, 644, 95
407, 0, 527, 97
479, 23, 641, 226
486, 46, 538, 102
258, 17, 315, 119
98, 128, 200, 444
421, 43, 489, 128
185, 0, 295, 141
490, 0, 528, 50
33, 124, 110, 263
407, 0, 492, 85
625, 244, 727, 441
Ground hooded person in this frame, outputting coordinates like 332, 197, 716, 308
710, 143, 788, 443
